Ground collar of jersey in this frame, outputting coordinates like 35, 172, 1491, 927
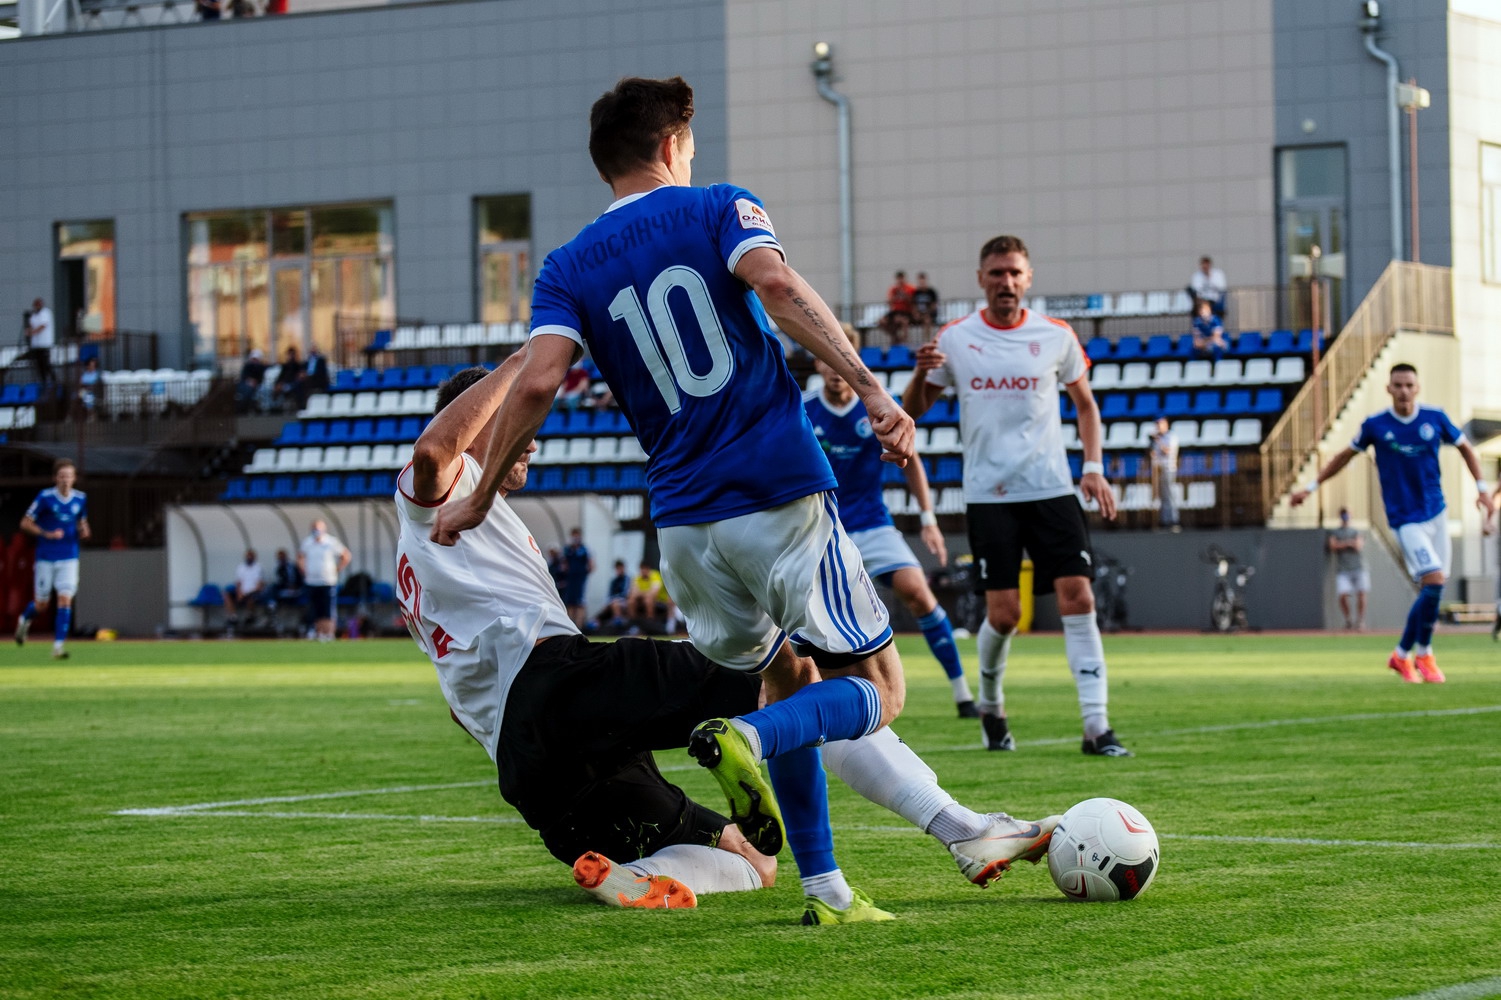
816, 391, 861, 418
604, 186, 670, 214
1386, 406, 1420, 425
979, 308, 1029, 331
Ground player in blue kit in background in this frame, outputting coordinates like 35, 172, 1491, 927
1293, 364, 1494, 683
434, 77, 1058, 923
805, 323, 976, 717
16, 458, 90, 659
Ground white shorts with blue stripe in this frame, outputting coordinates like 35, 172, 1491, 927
1395, 512, 1451, 580
849, 524, 922, 582
659, 492, 893, 672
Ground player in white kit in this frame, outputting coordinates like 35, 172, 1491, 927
904, 235, 1132, 757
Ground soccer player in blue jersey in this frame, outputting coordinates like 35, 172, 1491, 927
1292, 364, 1494, 682
16, 458, 90, 659
805, 324, 976, 716
433, 77, 1058, 923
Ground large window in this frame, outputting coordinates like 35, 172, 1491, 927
1484, 143, 1501, 285
476, 194, 531, 324
186, 203, 394, 365
1277, 145, 1348, 329
56, 220, 116, 338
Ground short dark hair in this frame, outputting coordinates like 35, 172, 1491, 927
1390, 363, 1418, 378
589, 76, 695, 182
434, 366, 491, 414
53, 457, 76, 474
979, 235, 1030, 264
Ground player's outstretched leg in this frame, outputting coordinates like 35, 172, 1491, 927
572, 852, 697, 909
821, 727, 1060, 887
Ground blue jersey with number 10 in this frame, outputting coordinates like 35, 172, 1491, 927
529, 184, 836, 528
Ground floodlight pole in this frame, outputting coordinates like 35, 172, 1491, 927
811, 42, 854, 322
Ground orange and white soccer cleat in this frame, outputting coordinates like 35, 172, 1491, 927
1388, 652, 1419, 683
1413, 653, 1445, 684
949, 813, 1061, 887
572, 852, 697, 909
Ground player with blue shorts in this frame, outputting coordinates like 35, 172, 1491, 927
434, 77, 1058, 922
805, 324, 976, 717
17, 458, 90, 659
1293, 363, 1494, 682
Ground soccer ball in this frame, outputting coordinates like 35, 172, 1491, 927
1047, 797, 1159, 901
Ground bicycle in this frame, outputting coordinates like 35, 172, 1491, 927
1203, 545, 1255, 633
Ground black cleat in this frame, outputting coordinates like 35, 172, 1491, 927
15, 615, 30, 647
1082, 729, 1134, 757
956, 700, 980, 719
981, 713, 1015, 751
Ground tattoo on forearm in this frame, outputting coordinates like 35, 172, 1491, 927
785, 289, 872, 389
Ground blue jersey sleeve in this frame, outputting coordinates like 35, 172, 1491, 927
711, 185, 784, 275
24, 491, 41, 521
529, 250, 584, 346
1351, 418, 1375, 452
1436, 409, 1463, 445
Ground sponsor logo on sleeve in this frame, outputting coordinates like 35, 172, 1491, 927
735, 198, 775, 234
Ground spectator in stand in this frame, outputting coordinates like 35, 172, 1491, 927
596, 559, 631, 631
627, 561, 664, 624
24, 298, 56, 389
561, 527, 593, 628
1188, 255, 1227, 318
555, 362, 591, 411
236, 349, 267, 414
273, 346, 305, 413
911, 273, 940, 340
270, 548, 304, 608
1327, 508, 1369, 631
882, 270, 916, 345
298, 519, 351, 642
1150, 417, 1180, 532
77, 357, 100, 420
304, 347, 331, 399
1190, 299, 1228, 362
223, 548, 264, 634
546, 546, 566, 596
195, 0, 222, 19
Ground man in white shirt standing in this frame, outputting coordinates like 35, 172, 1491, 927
1188, 256, 1228, 317
298, 519, 350, 641
223, 548, 265, 634
1150, 416, 1180, 531
904, 234, 1132, 757
25, 297, 56, 388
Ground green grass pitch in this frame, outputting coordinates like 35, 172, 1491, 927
3, 633, 1500, 999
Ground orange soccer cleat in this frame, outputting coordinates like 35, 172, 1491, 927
1413, 653, 1446, 684
1387, 652, 1419, 683
572, 852, 697, 909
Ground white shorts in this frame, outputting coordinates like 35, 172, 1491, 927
35, 558, 80, 601
849, 525, 921, 583
1396, 513, 1450, 581
659, 492, 892, 671
1335, 570, 1371, 596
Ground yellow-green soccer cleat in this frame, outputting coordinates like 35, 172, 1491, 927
688, 718, 784, 856
800, 887, 896, 925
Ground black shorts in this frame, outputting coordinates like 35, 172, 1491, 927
307, 585, 335, 619
496, 634, 762, 865
968, 495, 1093, 595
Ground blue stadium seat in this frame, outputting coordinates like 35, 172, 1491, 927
402, 365, 430, 389
935, 457, 962, 483
396, 416, 423, 442
539, 412, 566, 437
334, 370, 358, 392
536, 468, 564, 491
1265, 329, 1296, 354
1128, 391, 1161, 420
428, 364, 453, 384
373, 417, 399, 442
325, 420, 351, 445
378, 367, 405, 390
302, 421, 328, 445
582, 359, 602, 379
1232, 332, 1265, 356
1100, 395, 1130, 420
1162, 391, 1192, 418
1067, 453, 1083, 478
1113, 337, 1143, 361
1115, 453, 1141, 479
294, 475, 320, 498
368, 472, 394, 496
19, 384, 40, 404
881, 463, 904, 485
365, 329, 392, 354
274, 422, 304, 447
565, 409, 594, 434
1223, 390, 1253, 415
859, 346, 884, 369
885, 345, 914, 370
1144, 335, 1174, 359
919, 398, 958, 425
619, 466, 647, 489
1177, 452, 1203, 476
270, 476, 295, 499
592, 466, 619, 490
566, 468, 592, 490
189, 584, 223, 609
1191, 390, 1221, 416
371, 582, 396, 603
1086, 337, 1112, 361
248, 478, 273, 499
221, 478, 249, 501
1172, 334, 1198, 358
343, 473, 368, 496
1295, 329, 1322, 354
597, 409, 630, 434
1059, 395, 1078, 420
349, 419, 376, 444
1253, 389, 1283, 414
0, 385, 22, 405
356, 370, 381, 391
319, 474, 343, 497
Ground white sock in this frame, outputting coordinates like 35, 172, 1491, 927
1413, 643, 1432, 657
977, 620, 1013, 712
949, 674, 974, 702
925, 803, 992, 846
1062, 613, 1110, 739
728, 717, 763, 763
1394, 643, 1411, 658
626, 845, 761, 895
801, 868, 852, 910
822, 727, 955, 833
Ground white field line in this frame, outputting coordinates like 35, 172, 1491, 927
1390, 978, 1501, 1000
114, 780, 493, 816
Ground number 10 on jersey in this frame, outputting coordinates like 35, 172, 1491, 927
609, 265, 735, 413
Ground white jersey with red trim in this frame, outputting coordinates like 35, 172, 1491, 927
394, 454, 578, 762
924, 308, 1088, 504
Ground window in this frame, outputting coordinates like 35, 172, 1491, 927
476, 195, 531, 324
185, 202, 394, 365
1483, 143, 1501, 285
1277, 145, 1348, 329
56, 220, 116, 338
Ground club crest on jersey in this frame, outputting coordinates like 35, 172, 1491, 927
1419, 423, 1434, 440
855, 417, 873, 438
1029, 341, 1041, 357
734, 198, 774, 234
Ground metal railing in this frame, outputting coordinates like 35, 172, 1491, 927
1259, 262, 1452, 516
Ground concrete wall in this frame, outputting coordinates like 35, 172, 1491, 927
78, 547, 168, 636
724, 0, 1278, 309
0, 0, 729, 367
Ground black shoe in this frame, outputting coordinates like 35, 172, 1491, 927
982, 713, 1015, 751
1492, 616, 1500, 641
1082, 729, 1134, 757
955, 700, 980, 719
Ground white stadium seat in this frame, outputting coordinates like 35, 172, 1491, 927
328, 394, 355, 417
422, 389, 438, 412
300, 395, 332, 419
1211, 360, 1243, 385
374, 391, 403, 415
321, 446, 348, 471
1060, 423, 1079, 450
805, 373, 825, 395
1137, 421, 1158, 448
1104, 422, 1138, 450
535, 439, 568, 465
275, 448, 301, 472
1170, 419, 1200, 447
592, 437, 620, 462
370, 444, 397, 469
565, 438, 594, 463
1118, 362, 1152, 390
1272, 357, 1305, 383
1180, 360, 1213, 386
399, 389, 426, 413
297, 447, 324, 471
344, 445, 372, 469
441, 324, 464, 346
1089, 363, 1120, 390
1242, 358, 1274, 383
888, 370, 912, 396
394, 442, 414, 468
247, 448, 278, 474
928, 426, 962, 453
618, 437, 648, 462
1151, 361, 1183, 388
416, 325, 440, 348
1229, 418, 1262, 446
1197, 419, 1231, 447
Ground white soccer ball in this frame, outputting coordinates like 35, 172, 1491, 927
1047, 797, 1160, 901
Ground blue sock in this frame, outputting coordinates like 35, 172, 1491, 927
741, 676, 880, 759
22, 602, 36, 621
1414, 583, 1444, 648
768, 746, 837, 878
1398, 596, 1422, 654
917, 606, 964, 681
55, 606, 72, 643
